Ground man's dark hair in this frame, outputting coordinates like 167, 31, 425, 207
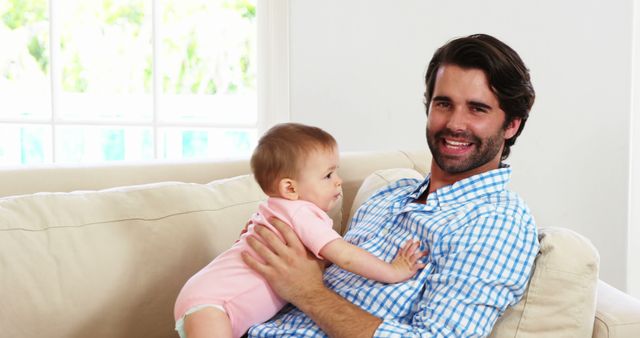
424, 34, 535, 160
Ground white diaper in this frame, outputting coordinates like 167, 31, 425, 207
175, 304, 226, 338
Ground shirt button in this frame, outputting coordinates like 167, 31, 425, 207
380, 229, 389, 235
275, 319, 282, 326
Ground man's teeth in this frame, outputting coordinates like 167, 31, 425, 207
444, 139, 471, 148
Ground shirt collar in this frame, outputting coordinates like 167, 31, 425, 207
409, 164, 512, 206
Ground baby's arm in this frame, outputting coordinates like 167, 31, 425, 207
319, 238, 426, 283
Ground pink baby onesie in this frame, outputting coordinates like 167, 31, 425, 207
174, 197, 341, 338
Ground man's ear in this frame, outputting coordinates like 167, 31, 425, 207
278, 178, 299, 201
504, 118, 522, 140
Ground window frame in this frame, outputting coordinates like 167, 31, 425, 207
0, 0, 290, 165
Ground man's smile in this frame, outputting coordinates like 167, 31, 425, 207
438, 135, 476, 156
442, 138, 473, 149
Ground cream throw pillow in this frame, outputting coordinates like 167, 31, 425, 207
350, 168, 600, 337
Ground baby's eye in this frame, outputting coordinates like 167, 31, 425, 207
325, 172, 333, 179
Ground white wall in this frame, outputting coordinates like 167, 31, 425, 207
629, 0, 640, 298
286, 0, 636, 291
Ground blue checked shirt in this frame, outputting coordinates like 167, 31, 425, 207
248, 166, 539, 337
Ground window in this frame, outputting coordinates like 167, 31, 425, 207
0, 0, 259, 165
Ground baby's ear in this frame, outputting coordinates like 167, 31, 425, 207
278, 178, 299, 201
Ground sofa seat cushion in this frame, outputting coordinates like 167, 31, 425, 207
350, 168, 600, 338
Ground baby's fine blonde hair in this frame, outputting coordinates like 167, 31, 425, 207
250, 123, 337, 195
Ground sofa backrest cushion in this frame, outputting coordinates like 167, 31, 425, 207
490, 226, 600, 337
350, 168, 600, 338
0, 175, 341, 338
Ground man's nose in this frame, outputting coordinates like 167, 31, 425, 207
446, 107, 468, 132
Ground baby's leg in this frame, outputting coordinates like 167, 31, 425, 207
183, 306, 232, 338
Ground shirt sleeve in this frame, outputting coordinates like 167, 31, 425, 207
288, 204, 342, 259
373, 212, 539, 337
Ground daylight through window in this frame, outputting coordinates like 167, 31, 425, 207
0, 0, 257, 165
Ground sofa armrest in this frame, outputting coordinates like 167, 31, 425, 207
593, 280, 640, 338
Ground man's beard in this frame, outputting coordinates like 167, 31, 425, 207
426, 127, 504, 174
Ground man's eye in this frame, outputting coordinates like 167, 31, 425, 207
435, 101, 450, 109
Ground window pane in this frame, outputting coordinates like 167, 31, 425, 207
159, 0, 257, 124
57, 0, 152, 122
0, 1, 260, 166
0, 0, 51, 121
0, 124, 52, 165
159, 127, 256, 160
56, 125, 153, 163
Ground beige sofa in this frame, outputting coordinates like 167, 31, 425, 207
1, 150, 639, 338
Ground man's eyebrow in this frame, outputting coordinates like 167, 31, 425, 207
432, 96, 493, 110
432, 96, 451, 102
468, 100, 493, 110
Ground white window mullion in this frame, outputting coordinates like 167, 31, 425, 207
152, 0, 160, 160
19, 120, 253, 128
257, 0, 291, 134
49, 0, 61, 163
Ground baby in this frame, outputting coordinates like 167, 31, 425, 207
174, 123, 426, 338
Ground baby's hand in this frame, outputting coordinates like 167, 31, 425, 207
235, 219, 253, 243
391, 239, 427, 281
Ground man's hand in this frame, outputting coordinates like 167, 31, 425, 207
241, 217, 326, 305
243, 217, 383, 337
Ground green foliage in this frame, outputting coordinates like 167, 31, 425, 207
224, 0, 255, 20
206, 79, 218, 94
1, 0, 47, 29
160, 0, 256, 95
62, 54, 88, 92
3, 0, 255, 95
27, 36, 48, 72
144, 56, 153, 92
101, 0, 146, 38
182, 37, 201, 93
103, 0, 145, 25
240, 39, 253, 87
2, 0, 49, 75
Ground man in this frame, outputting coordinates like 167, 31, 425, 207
242, 34, 539, 337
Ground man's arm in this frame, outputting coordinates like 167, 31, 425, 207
241, 219, 382, 338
